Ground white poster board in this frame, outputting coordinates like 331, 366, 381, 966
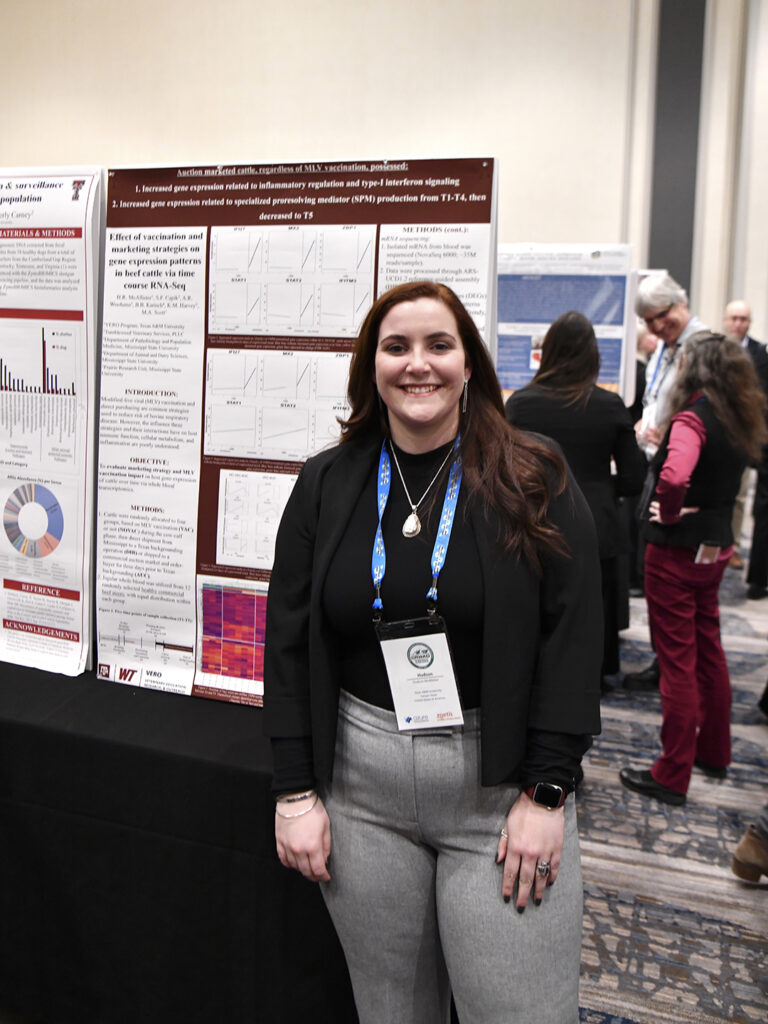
0, 167, 102, 674
496, 244, 635, 400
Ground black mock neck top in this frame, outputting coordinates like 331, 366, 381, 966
323, 439, 483, 710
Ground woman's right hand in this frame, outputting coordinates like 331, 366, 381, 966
648, 499, 699, 523
275, 793, 331, 882
641, 424, 662, 447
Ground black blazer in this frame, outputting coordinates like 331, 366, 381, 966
505, 384, 647, 559
745, 337, 768, 472
645, 397, 745, 549
746, 336, 768, 380
263, 435, 602, 787
746, 336, 768, 399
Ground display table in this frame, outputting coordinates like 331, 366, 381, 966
0, 666, 357, 1024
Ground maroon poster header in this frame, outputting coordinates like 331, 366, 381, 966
107, 158, 495, 228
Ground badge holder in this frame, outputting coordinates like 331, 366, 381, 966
374, 615, 464, 731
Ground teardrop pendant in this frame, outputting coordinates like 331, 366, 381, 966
402, 512, 421, 538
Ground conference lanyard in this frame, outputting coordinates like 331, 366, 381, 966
371, 435, 462, 619
647, 343, 678, 401
371, 436, 464, 730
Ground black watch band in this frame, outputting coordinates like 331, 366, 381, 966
525, 782, 567, 809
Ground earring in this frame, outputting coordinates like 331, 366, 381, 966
462, 378, 469, 414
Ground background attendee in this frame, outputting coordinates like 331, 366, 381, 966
623, 273, 708, 691
629, 321, 659, 425
635, 272, 707, 457
723, 300, 768, 594
506, 310, 646, 685
264, 281, 602, 1024
627, 322, 660, 594
620, 334, 768, 805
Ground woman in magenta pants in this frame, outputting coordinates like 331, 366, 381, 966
620, 333, 767, 805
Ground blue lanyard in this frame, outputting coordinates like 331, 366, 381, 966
372, 436, 462, 618
647, 343, 677, 399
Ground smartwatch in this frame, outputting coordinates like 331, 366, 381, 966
525, 782, 567, 809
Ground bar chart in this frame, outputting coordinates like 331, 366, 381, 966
0, 320, 79, 395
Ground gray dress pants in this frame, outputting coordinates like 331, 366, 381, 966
320, 690, 583, 1024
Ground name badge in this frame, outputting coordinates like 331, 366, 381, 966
375, 615, 464, 731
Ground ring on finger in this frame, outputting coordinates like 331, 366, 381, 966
536, 860, 551, 877
500, 828, 508, 838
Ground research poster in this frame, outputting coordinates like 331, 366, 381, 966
96, 158, 497, 704
0, 167, 102, 675
495, 244, 636, 399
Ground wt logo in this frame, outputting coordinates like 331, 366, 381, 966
118, 667, 137, 682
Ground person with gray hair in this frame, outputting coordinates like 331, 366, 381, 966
624, 274, 708, 691
635, 272, 707, 457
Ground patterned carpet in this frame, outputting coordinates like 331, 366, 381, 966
577, 560, 768, 1024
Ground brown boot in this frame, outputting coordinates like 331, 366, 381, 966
732, 825, 768, 882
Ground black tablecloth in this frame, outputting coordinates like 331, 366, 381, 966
0, 665, 357, 1024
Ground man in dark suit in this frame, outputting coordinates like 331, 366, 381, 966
723, 300, 768, 596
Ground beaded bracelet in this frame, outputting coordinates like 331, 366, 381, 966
275, 793, 319, 819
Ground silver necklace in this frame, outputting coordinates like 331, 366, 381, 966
389, 441, 455, 538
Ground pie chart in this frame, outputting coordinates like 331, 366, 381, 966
3, 483, 64, 558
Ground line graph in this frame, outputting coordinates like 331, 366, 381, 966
261, 353, 312, 402
248, 235, 263, 273
208, 224, 376, 337
204, 348, 351, 460
215, 469, 298, 570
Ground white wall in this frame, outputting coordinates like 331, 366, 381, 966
692, 0, 748, 329
1, 0, 647, 249
1, 0, 765, 334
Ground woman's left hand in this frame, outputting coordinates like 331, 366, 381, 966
496, 790, 564, 910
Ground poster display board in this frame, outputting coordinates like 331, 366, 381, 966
495, 244, 636, 398
97, 158, 497, 704
0, 167, 102, 675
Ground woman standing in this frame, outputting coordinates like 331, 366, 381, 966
505, 311, 646, 681
620, 333, 768, 805
264, 282, 602, 1023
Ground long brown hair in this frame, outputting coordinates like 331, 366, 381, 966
668, 332, 768, 461
531, 310, 600, 406
341, 281, 568, 565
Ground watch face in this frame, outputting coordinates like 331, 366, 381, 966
532, 783, 565, 809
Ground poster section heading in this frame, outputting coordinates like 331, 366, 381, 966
495, 244, 633, 396
107, 160, 494, 227
98, 158, 497, 707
